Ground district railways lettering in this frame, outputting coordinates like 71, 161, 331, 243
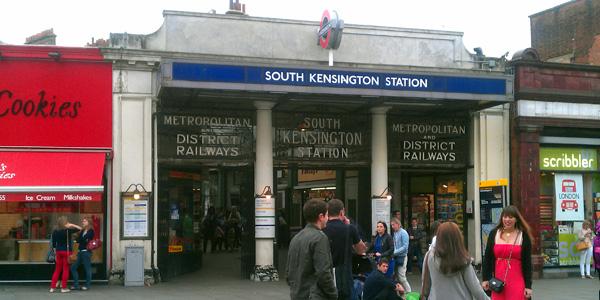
161, 114, 253, 159
264, 71, 428, 88
390, 122, 467, 164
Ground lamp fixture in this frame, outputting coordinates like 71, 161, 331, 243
376, 187, 392, 200
259, 186, 273, 199
48, 51, 61, 61
125, 183, 147, 200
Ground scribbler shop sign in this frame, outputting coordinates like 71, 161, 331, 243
388, 119, 468, 166
540, 148, 598, 171
157, 112, 255, 161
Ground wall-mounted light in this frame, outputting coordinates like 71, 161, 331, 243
48, 51, 61, 61
125, 183, 147, 200
259, 186, 272, 199
375, 187, 392, 200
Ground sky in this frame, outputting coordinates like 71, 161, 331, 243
1, 0, 570, 57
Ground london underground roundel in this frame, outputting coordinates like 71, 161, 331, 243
318, 10, 344, 50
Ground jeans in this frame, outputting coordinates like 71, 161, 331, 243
580, 246, 593, 276
407, 243, 422, 272
393, 255, 411, 293
71, 250, 92, 288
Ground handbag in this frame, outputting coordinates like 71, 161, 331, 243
46, 234, 56, 263
576, 241, 589, 251
66, 230, 77, 264
489, 231, 519, 293
87, 238, 102, 251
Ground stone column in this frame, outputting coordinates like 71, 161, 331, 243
253, 101, 278, 281
371, 106, 391, 232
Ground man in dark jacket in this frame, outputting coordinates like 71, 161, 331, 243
406, 218, 425, 273
287, 199, 337, 300
323, 199, 366, 300
363, 258, 404, 300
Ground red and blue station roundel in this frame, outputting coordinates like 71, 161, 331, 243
318, 10, 344, 50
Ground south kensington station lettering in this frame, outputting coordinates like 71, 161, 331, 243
275, 116, 367, 161
264, 71, 428, 88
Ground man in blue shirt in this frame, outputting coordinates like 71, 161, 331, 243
390, 217, 411, 292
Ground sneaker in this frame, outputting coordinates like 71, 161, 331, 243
61, 288, 71, 293
81, 287, 89, 291
582, 275, 586, 279
586, 275, 594, 279
70, 286, 79, 290
49, 288, 56, 293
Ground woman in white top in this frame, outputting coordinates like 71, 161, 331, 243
578, 220, 594, 279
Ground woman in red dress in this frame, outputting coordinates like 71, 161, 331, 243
481, 205, 533, 300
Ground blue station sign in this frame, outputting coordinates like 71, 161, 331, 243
169, 62, 509, 97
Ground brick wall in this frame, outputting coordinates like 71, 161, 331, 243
530, 0, 600, 64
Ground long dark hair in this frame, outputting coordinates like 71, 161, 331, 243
493, 205, 533, 241
375, 221, 388, 236
434, 222, 470, 274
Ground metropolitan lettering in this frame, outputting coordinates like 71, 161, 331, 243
390, 120, 467, 165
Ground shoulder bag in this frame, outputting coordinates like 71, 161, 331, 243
489, 231, 519, 293
67, 230, 78, 264
420, 250, 431, 300
576, 240, 589, 251
46, 233, 56, 263
87, 238, 102, 251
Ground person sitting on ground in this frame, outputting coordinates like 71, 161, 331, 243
363, 258, 405, 300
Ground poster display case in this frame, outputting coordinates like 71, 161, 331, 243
436, 178, 465, 230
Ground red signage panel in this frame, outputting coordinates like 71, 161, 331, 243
0, 46, 112, 148
0, 192, 102, 202
0, 151, 105, 187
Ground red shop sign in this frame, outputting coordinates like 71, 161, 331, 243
0, 192, 102, 202
0, 46, 112, 148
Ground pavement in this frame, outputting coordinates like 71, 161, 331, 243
0, 250, 599, 300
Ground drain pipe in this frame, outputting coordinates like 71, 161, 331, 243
150, 102, 159, 282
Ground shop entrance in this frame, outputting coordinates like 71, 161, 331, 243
156, 164, 254, 281
395, 172, 467, 247
275, 168, 370, 245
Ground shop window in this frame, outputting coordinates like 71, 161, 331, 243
540, 172, 599, 267
435, 177, 465, 231
0, 202, 104, 264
